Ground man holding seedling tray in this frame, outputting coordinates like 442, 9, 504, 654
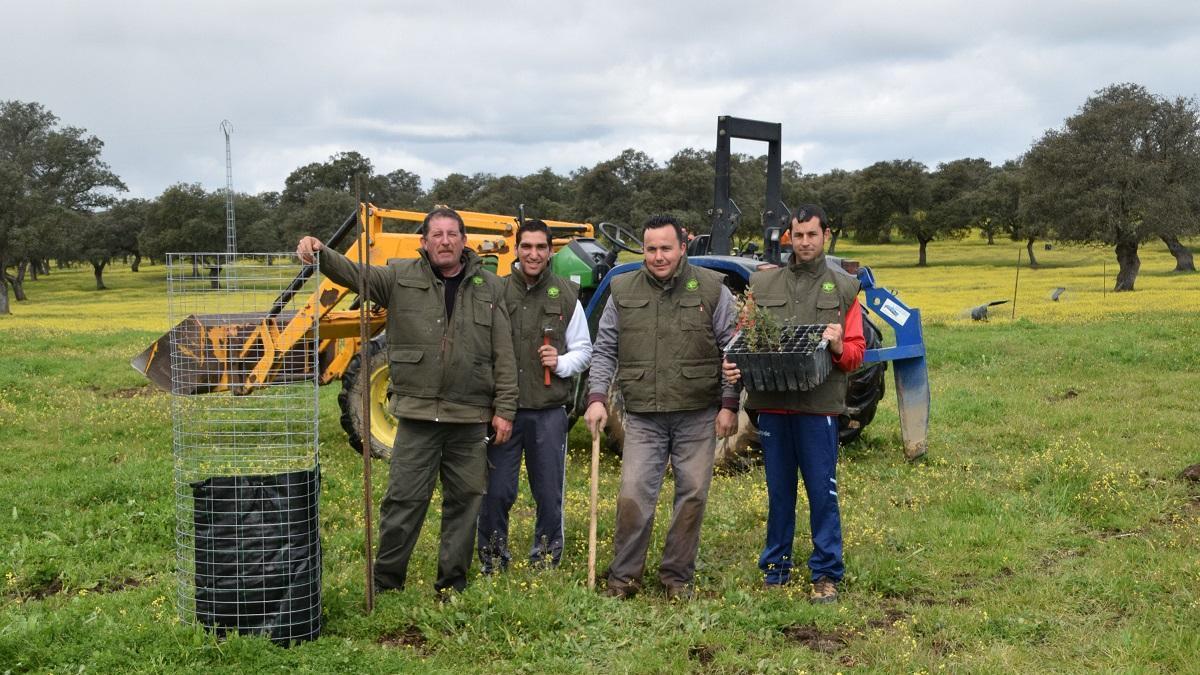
724, 204, 865, 604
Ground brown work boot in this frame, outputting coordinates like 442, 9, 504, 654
664, 584, 695, 602
810, 577, 839, 604
602, 577, 638, 600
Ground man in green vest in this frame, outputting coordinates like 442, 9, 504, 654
584, 214, 739, 601
296, 207, 517, 597
476, 219, 592, 573
724, 204, 865, 604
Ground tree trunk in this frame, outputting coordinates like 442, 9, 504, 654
0, 255, 10, 315
828, 228, 841, 255
131, 253, 141, 272
1114, 239, 1140, 292
93, 260, 107, 290
1160, 233, 1196, 272
12, 263, 27, 302
28, 259, 38, 281
41, 260, 50, 275
917, 238, 929, 266
987, 230, 995, 245
1026, 237, 1039, 269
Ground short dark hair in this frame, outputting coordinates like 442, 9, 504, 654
421, 207, 466, 236
792, 204, 830, 231
642, 214, 685, 244
516, 219, 551, 246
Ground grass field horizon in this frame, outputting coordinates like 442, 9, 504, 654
1, 234, 1197, 672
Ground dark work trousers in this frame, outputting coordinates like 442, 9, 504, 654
607, 407, 717, 590
757, 412, 843, 584
375, 417, 487, 593
476, 406, 569, 569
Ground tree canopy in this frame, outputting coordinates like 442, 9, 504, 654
0, 100, 125, 313
1024, 83, 1200, 290
5, 84, 1199, 315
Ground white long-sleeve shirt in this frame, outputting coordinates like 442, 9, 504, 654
554, 299, 592, 378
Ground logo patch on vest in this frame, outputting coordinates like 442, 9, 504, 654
685, 278, 699, 291
821, 281, 836, 293
547, 286, 560, 298
472, 276, 484, 286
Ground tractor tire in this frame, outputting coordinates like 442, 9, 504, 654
838, 314, 887, 445
338, 335, 396, 460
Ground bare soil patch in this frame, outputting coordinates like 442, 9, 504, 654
379, 624, 429, 653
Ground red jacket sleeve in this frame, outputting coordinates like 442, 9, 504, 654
831, 300, 865, 372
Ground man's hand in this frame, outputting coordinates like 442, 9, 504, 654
296, 236, 324, 264
822, 322, 844, 356
584, 401, 607, 437
722, 358, 741, 385
491, 415, 513, 445
538, 344, 559, 371
716, 408, 738, 438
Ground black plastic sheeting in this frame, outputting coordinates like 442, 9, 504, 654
192, 468, 321, 645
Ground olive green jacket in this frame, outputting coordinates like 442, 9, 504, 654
503, 269, 579, 410
320, 247, 518, 423
588, 259, 737, 413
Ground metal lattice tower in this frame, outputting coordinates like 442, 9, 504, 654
220, 120, 236, 254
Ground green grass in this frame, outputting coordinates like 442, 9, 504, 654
1, 240, 1199, 672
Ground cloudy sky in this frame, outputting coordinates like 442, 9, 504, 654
4, 0, 1198, 199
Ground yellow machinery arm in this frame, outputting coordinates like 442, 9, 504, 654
132, 204, 593, 395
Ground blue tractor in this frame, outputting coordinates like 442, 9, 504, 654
555, 117, 929, 463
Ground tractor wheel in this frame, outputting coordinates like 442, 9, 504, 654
838, 314, 887, 445
338, 335, 397, 460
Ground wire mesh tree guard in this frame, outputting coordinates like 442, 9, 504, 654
167, 253, 322, 645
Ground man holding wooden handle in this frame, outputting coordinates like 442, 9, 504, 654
476, 219, 592, 574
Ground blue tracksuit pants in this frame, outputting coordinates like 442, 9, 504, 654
757, 413, 843, 584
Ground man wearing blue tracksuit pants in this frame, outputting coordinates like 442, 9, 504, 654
725, 205, 865, 603
476, 220, 592, 572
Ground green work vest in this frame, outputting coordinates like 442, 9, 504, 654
611, 260, 724, 413
504, 269, 579, 410
383, 249, 507, 411
744, 254, 860, 414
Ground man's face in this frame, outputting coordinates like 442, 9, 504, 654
642, 226, 684, 281
516, 230, 551, 280
790, 216, 827, 263
422, 216, 466, 272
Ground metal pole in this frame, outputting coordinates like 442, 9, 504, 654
1011, 248, 1021, 320
356, 176, 376, 612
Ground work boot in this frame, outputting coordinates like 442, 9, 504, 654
478, 548, 508, 576
602, 577, 638, 600
809, 577, 839, 604
664, 584, 695, 602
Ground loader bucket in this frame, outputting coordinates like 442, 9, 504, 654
131, 311, 312, 395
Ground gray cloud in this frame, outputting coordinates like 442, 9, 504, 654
3, 0, 1198, 199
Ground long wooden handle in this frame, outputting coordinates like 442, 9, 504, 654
588, 434, 600, 590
